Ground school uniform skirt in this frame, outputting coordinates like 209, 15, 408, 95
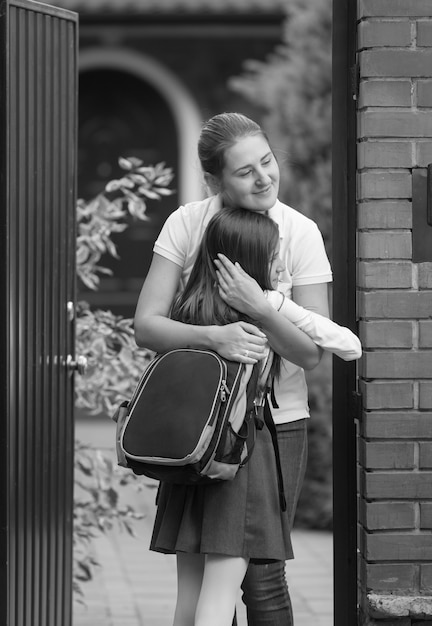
149, 421, 294, 563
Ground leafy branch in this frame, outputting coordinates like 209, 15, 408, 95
73, 156, 174, 600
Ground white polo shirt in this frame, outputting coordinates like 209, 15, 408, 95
154, 195, 333, 424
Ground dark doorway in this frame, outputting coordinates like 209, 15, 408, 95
78, 70, 179, 317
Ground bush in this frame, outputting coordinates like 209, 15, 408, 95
295, 354, 333, 530
73, 157, 174, 599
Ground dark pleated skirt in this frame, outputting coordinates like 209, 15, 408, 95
150, 422, 294, 563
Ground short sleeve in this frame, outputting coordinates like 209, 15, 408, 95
291, 221, 332, 286
153, 207, 189, 267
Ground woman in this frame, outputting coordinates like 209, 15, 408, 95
148, 207, 360, 626
134, 112, 333, 625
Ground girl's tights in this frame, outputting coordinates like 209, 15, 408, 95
174, 552, 249, 626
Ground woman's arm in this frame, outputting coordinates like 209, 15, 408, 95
292, 282, 330, 317
134, 253, 268, 363
214, 255, 323, 370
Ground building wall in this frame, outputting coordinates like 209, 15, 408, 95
75, 21, 283, 317
357, 1, 432, 623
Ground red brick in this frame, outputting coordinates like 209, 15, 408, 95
358, 171, 412, 199
359, 80, 412, 108
421, 504, 432, 529
364, 562, 418, 590
362, 351, 432, 379
418, 263, 432, 289
417, 21, 432, 46
358, 141, 413, 168
421, 563, 432, 592
418, 80, 432, 107
358, 20, 412, 48
358, 261, 412, 288
417, 141, 432, 166
360, 0, 432, 18
358, 232, 411, 258
361, 381, 414, 409
420, 443, 432, 468
419, 383, 432, 409
360, 291, 432, 318
360, 49, 432, 77
366, 532, 432, 561
357, 201, 412, 229
362, 413, 432, 439
364, 472, 432, 499
359, 111, 432, 138
360, 320, 413, 348
360, 440, 416, 469
361, 500, 416, 530
420, 321, 432, 347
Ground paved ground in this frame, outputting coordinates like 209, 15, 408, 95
74, 417, 333, 626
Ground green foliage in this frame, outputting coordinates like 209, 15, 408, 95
73, 157, 174, 599
75, 304, 152, 416
231, 0, 333, 529
229, 0, 332, 250
76, 157, 174, 291
75, 157, 174, 413
295, 354, 333, 531
73, 442, 144, 602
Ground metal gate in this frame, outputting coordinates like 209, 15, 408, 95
0, 1, 78, 624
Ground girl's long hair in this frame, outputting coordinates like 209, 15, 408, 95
171, 208, 282, 377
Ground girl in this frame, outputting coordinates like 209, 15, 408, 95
134, 112, 345, 625
149, 207, 360, 626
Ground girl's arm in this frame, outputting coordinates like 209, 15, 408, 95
214, 255, 323, 370
267, 291, 362, 361
133, 253, 268, 363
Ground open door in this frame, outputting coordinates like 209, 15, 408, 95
0, 1, 78, 624
332, 0, 359, 623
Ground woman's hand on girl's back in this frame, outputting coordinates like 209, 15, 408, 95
214, 254, 271, 321
134, 253, 267, 363
209, 321, 268, 363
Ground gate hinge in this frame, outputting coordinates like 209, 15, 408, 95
350, 62, 360, 101
350, 390, 363, 421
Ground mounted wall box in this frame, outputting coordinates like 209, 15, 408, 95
412, 165, 432, 263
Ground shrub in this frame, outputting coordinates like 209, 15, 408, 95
73, 157, 174, 599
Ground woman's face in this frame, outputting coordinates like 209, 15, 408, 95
269, 241, 285, 289
219, 134, 280, 213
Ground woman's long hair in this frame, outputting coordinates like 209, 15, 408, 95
171, 208, 282, 377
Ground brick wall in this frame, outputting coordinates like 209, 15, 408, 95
357, 1, 432, 624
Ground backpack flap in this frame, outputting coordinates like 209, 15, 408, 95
120, 350, 228, 466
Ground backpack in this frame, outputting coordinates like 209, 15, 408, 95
111, 348, 269, 485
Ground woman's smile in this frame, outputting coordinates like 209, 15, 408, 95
220, 134, 280, 212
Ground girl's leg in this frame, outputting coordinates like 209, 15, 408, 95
195, 554, 249, 626
174, 553, 205, 626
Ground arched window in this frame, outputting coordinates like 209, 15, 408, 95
78, 48, 203, 316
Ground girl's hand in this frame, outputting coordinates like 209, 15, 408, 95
214, 254, 271, 320
210, 321, 268, 363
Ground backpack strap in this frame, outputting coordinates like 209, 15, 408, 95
270, 379, 279, 409
263, 398, 287, 512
